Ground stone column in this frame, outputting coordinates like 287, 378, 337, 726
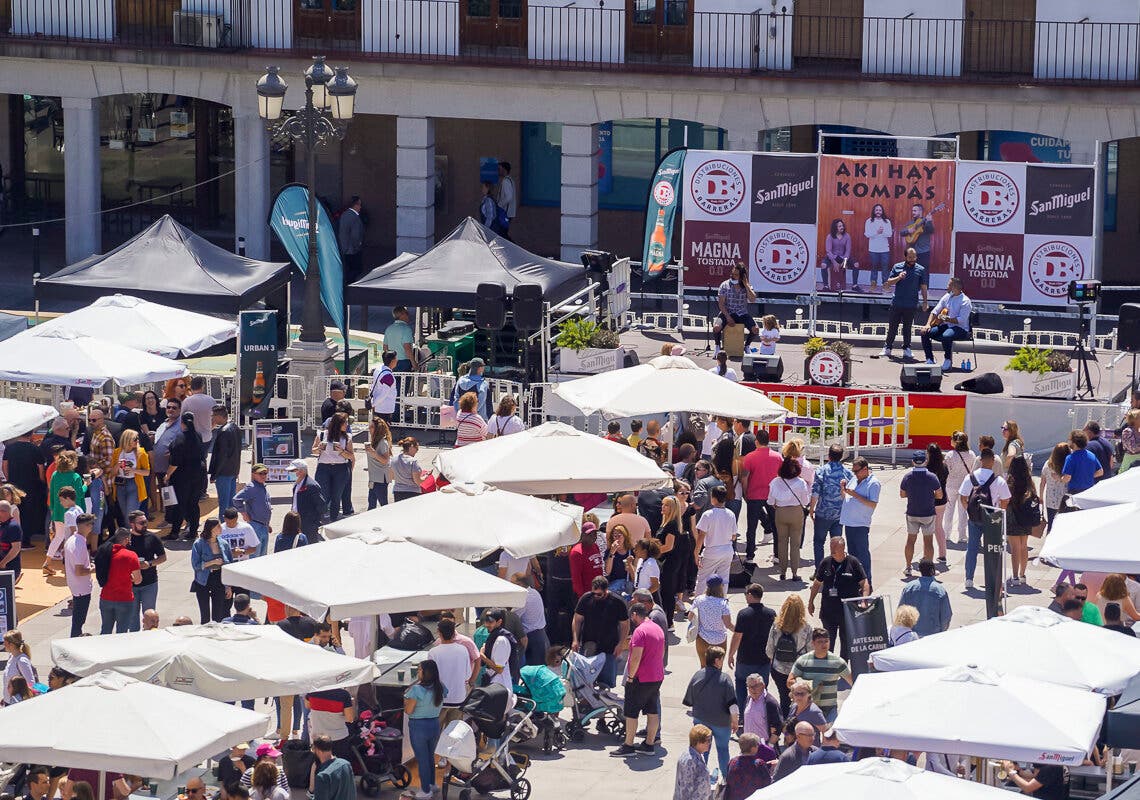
560, 123, 599, 263
395, 116, 435, 254
233, 108, 271, 259
63, 97, 101, 263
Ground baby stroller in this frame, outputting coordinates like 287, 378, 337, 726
350, 707, 412, 796
437, 684, 533, 800
516, 664, 568, 753
562, 650, 624, 741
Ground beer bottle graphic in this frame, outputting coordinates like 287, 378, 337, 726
251, 361, 266, 406
646, 208, 668, 272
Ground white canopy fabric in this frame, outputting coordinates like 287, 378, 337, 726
50, 623, 379, 702
833, 665, 1104, 765
0, 327, 188, 387
0, 670, 267, 777
33, 295, 237, 358
321, 482, 582, 560
1070, 469, 1140, 510
552, 355, 788, 421
222, 531, 527, 620
432, 421, 672, 495
869, 604, 1140, 694
744, 757, 1016, 800
0, 398, 56, 440
1038, 502, 1140, 573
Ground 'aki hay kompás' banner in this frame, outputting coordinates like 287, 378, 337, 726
953, 161, 1095, 305
681, 151, 818, 293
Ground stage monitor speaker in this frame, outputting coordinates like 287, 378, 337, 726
1120, 304, 1140, 353
742, 354, 784, 382
512, 283, 544, 332
954, 372, 1005, 394
900, 364, 943, 392
475, 282, 507, 331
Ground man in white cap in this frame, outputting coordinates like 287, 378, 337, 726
286, 459, 326, 542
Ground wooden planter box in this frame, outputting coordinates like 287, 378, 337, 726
1005, 370, 1075, 399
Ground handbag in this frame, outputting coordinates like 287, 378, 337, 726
160, 485, 178, 506
685, 619, 699, 644
782, 478, 810, 518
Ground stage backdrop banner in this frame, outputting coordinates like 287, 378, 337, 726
953, 161, 1095, 305
682, 150, 818, 292
816, 155, 955, 288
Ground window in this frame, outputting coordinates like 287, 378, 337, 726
521, 119, 725, 211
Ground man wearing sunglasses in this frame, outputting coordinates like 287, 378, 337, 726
150, 398, 183, 536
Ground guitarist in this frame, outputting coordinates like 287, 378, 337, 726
901, 202, 936, 267
877, 247, 929, 361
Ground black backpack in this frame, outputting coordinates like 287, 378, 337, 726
774, 631, 798, 664
966, 473, 998, 523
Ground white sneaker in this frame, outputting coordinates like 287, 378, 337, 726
942, 358, 953, 371
879, 347, 890, 358
925, 358, 935, 366
903, 348, 914, 359
964, 579, 974, 590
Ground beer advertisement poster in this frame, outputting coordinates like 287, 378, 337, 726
816, 155, 956, 286
238, 310, 278, 420
683, 220, 750, 288
953, 232, 1024, 302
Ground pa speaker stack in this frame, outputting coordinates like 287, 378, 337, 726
475, 282, 507, 331
742, 353, 784, 382
900, 363, 942, 392
1119, 304, 1140, 353
512, 283, 543, 332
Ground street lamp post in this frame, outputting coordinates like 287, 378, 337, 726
257, 58, 358, 345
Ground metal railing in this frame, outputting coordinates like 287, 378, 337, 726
2, 4, 1139, 86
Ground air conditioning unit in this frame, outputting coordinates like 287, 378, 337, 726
173, 12, 224, 48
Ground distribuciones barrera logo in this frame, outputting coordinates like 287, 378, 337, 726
653, 180, 676, 208
690, 159, 747, 216
754, 229, 810, 285
962, 169, 1020, 227
1028, 241, 1084, 297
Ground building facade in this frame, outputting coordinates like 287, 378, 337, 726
1, 0, 1138, 283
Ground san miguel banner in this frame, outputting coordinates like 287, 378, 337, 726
954, 162, 1095, 306
238, 310, 278, 420
642, 147, 686, 279
269, 184, 345, 329
681, 151, 818, 293
842, 595, 889, 678
817, 155, 955, 289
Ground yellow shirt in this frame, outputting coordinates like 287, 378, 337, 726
627, 434, 642, 449
110, 446, 151, 501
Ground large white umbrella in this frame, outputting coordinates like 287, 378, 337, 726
432, 421, 672, 495
745, 757, 1017, 800
50, 623, 379, 703
0, 327, 188, 387
33, 294, 236, 358
552, 355, 788, 421
0, 398, 56, 440
1038, 502, 1140, 573
869, 604, 1140, 694
222, 531, 527, 620
833, 665, 1104, 765
321, 481, 582, 560
1070, 469, 1140, 509
0, 670, 267, 777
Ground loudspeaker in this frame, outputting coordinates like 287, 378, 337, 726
1120, 304, 1140, 353
475, 282, 507, 331
954, 372, 1005, 394
742, 354, 784, 382
512, 283, 544, 332
900, 364, 943, 392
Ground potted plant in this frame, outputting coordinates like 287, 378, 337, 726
802, 337, 851, 386
556, 318, 624, 373
1004, 347, 1074, 399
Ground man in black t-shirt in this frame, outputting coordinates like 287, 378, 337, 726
278, 606, 319, 641
1001, 761, 1069, 800
727, 583, 775, 717
126, 510, 166, 632
572, 576, 630, 688
1084, 422, 1114, 482
2, 431, 46, 543
807, 537, 869, 660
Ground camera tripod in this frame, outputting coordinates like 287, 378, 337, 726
1072, 302, 1097, 400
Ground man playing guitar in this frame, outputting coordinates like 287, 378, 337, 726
900, 202, 942, 267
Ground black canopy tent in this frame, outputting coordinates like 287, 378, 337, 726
36, 215, 292, 316
347, 217, 588, 307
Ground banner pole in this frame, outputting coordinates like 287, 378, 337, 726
1091, 140, 1106, 349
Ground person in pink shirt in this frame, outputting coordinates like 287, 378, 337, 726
740, 430, 783, 564
611, 602, 665, 757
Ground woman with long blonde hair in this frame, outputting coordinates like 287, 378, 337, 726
365, 416, 393, 509
1001, 419, 1025, 470
0, 484, 25, 525
781, 437, 815, 487
766, 595, 812, 715
111, 429, 151, 517
604, 524, 633, 597
655, 495, 682, 624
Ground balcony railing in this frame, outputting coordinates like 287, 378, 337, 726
1, 2, 1138, 87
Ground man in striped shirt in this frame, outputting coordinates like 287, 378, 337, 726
788, 628, 850, 723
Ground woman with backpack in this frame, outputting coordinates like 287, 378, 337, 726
1005, 454, 1042, 586
765, 595, 812, 716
